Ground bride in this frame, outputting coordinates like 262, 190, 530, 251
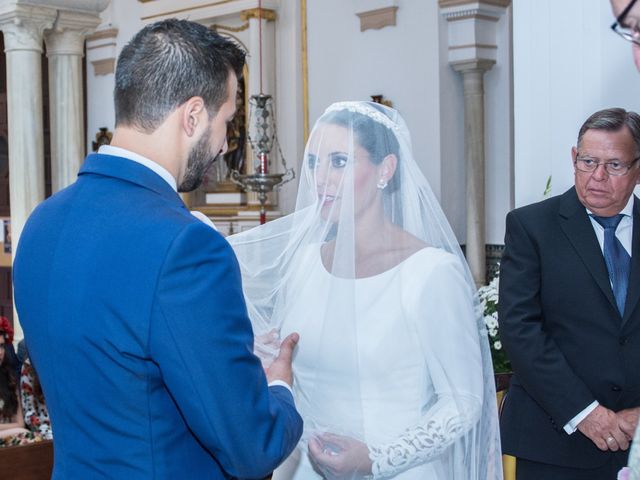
228, 101, 502, 479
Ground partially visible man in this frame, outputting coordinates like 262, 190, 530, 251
611, 0, 640, 70
13, 19, 302, 479
500, 107, 640, 479
609, 4, 640, 478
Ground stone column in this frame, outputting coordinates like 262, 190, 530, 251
452, 60, 495, 285
0, 12, 55, 251
0, 10, 56, 341
440, 0, 510, 286
45, 12, 101, 192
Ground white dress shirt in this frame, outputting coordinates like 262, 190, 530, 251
564, 196, 634, 434
98, 145, 177, 191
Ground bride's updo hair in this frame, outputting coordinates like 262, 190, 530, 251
319, 102, 401, 193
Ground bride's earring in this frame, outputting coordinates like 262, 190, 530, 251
377, 178, 388, 190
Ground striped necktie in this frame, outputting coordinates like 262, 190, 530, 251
591, 214, 630, 315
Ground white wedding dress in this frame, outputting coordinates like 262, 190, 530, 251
230, 101, 502, 480
272, 246, 484, 480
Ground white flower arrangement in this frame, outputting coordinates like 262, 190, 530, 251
477, 273, 511, 373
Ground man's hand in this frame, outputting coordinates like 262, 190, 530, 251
266, 332, 299, 386
616, 407, 640, 440
578, 405, 629, 451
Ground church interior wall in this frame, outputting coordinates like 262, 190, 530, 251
82, 0, 516, 247
483, 5, 513, 246
438, 4, 513, 246
513, 0, 640, 209
86, 0, 142, 155
306, 0, 443, 201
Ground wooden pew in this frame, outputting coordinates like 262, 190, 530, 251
0, 440, 53, 479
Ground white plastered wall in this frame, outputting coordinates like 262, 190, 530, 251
84, 0, 514, 245
513, 0, 640, 209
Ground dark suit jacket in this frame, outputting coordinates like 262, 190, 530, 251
499, 187, 640, 468
13, 153, 303, 479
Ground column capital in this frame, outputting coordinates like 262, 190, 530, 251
440, 0, 509, 66
45, 10, 102, 56
0, 7, 57, 52
439, 0, 511, 10
451, 58, 496, 74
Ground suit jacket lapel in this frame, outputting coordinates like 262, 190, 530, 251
623, 196, 640, 325
558, 187, 619, 315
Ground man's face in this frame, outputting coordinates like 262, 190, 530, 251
611, 0, 640, 70
178, 73, 238, 192
573, 126, 640, 216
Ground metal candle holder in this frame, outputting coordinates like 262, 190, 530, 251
230, 93, 294, 224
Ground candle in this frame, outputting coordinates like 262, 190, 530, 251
258, 152, 268, 174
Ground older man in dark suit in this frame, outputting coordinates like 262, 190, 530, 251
500, 107, 640, 479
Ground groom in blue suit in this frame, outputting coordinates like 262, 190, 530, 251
13, 19, 302, 479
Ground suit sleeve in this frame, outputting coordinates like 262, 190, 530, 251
499, 210, 595, 428
149, 221, 302, 478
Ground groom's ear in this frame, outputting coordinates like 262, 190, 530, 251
181, 96, 206, 138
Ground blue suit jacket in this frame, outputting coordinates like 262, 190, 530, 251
13, 153, 302, 479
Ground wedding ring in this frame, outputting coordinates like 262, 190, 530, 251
606, 436, 615, 444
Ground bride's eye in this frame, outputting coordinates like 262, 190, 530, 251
329, 153, 348, 169
307, 154, 318, 169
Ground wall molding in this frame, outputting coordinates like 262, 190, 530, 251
355, 6, 398, 32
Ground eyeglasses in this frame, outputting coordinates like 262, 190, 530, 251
575, 156, 640, 176
611, 0, 640, 45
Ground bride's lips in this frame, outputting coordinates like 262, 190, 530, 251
318, 193, 339, 205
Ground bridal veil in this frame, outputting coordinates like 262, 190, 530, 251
228, 101, 502, 479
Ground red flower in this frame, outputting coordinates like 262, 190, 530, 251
0, 316, 13, 343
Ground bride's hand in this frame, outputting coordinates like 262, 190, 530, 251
254, 328, 281, 369
308, 432, 372, 479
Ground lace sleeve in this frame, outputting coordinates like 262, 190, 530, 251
369, 394, 481, 478
369, 252, 484, 479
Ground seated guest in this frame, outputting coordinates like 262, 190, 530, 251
0, 317, 20, 379
20, 352, 51, 440
0, 326, 29, 441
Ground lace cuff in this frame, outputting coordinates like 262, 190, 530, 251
368, 397, 479, 479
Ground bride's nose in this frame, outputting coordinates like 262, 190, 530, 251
314, 161, 330, 188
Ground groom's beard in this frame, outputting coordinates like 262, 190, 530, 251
178, 129, 219, 193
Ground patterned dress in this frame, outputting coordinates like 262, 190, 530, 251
0, 359, 51, 447
20, 358, 52, 440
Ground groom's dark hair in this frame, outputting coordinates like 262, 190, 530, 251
114, 18, 245, 133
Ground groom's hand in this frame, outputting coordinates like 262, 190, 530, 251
266, 332, 299, 387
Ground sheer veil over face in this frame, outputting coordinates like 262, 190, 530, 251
228, 102, 502, 479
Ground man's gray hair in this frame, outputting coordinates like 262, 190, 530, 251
577, 107, 640, 155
